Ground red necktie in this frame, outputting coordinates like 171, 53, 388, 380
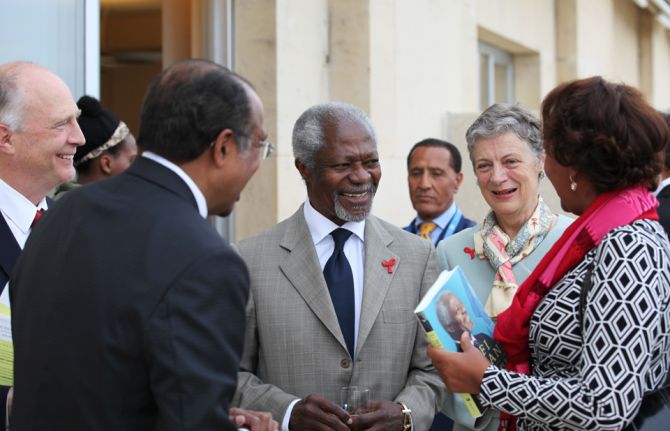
31, 209, 44, 228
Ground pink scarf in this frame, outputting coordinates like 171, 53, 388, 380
493, 186, 659, 430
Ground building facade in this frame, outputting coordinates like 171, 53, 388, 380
3, 0, 670, 240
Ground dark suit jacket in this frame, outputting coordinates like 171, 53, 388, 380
0, 196, 55, 289
10, 157, 248, 430
404, 212, 476, 245
0, 215, 21, 292
0, 196, 54, 427
0, 216, 19, 427
657, 184, 670, 238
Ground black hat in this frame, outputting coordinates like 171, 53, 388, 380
74, 95, 129, 166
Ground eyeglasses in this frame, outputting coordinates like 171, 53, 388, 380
209, 132, 275, 161
255, 139, 275, 161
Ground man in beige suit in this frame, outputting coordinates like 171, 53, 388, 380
234, 102, 444, 431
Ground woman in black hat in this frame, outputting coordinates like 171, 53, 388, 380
55, 95, 137, 196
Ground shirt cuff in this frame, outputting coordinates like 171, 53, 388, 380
281, 399, 300, 431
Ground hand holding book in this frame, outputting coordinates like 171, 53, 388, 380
426, 332, 492, 394
414, 267, 506, 418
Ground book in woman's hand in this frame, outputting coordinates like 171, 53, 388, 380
414, 266, 506, 418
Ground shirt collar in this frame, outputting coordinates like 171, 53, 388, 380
303, 199, 366, 246
416, 201, 456, 229
142, 151, 208, 219
655, 177, 670, 197
0, 177, 48, 234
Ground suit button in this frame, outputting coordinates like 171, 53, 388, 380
340, 358, 351, 368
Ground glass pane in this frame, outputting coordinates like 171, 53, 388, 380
480, 53, 490, 110
495, 63, 510, 103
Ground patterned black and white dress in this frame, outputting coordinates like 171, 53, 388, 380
479, 219, 670, 430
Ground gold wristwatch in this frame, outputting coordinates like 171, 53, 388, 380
398, 402, 412, 431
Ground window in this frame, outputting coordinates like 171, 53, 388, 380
479, 42, 514, 110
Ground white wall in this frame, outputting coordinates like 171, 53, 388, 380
276, 0, 330, 221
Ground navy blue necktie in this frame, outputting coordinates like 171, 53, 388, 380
323, 228, 355, 358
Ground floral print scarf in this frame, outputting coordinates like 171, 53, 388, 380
474, 197, 557, 318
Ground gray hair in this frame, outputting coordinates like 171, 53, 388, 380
436, 291, 462, 342
0, 62, 32, 132
465, 103, 543, 165
436, 291, 456, 331
292, 102, 376, 170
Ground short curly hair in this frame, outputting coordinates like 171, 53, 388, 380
465, 103, 543, 166
541, 76, 669, 193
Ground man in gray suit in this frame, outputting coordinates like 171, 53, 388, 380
234, 102, 444, 431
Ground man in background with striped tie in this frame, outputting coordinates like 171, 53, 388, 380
404, 138, 476, 431
405, 139, 476, 246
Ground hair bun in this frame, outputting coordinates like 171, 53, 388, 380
77, 95, 104, 116
74, 95, 124, 164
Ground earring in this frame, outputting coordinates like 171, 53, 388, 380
539, 171, 546, 180
569, 175, 577, 192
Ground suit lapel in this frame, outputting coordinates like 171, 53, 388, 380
357, 215, 398, 354
278, 208, 347, 351
657, 185, 670, 200
0, 198, 54, 291
405, 218, 418, 234
0, 216, 20, 291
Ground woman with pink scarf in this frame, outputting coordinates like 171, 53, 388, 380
429, 76, 670, 431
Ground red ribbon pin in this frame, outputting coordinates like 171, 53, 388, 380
463, 247, 475, 260
382, 258, 396, 273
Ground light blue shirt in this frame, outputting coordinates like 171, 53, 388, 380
415, 201, 457, 244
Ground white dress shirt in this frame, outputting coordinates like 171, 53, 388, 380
281, 199, 367, 431
0, 178, 48, 249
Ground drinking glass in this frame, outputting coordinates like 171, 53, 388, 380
340, 386, 371, 415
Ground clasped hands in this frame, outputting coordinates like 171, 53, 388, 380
426, 332, 492, 394
289, 394, 405, 431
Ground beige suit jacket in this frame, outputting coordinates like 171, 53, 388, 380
234, 207, 445, 430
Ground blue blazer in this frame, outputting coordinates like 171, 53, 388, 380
434, 214, 573, 431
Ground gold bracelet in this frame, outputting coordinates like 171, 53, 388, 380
398, 402, 412, 431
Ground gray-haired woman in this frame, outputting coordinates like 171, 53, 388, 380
433, 103, 572, 431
